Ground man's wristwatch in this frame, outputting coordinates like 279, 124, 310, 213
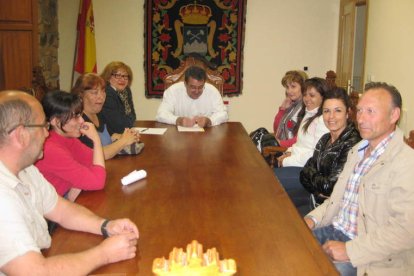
101, 219, 111, 238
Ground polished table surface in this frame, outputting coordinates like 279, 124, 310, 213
44, 121, 338, 275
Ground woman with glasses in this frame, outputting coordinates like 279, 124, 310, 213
72, 73, 143, 159
35, 91, 106, 202
100, 61, 136, 135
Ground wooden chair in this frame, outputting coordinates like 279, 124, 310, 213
163, 56, 224, 95
262, 145, 287, 168
405, 130, 414, 149
326, 70, 337, 89
19, 66, 55, 102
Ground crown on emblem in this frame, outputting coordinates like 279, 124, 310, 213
179, 1, 212, 25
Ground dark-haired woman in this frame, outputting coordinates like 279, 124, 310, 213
35, 91, 105, 201
71, 73, 141, 160
276, 78, 330, 168
299, 87, 361, 212
274, 78, 329, 214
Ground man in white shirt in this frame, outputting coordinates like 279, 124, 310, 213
0, 91, 139, 275
156, 66, 228, 127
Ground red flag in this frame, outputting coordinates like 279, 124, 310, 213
73, 0, 97, 84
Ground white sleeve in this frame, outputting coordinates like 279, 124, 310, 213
283, 116, 328, 167
156, 86, 179, 125
208, 86, 228, 126
283, 146, 314, 167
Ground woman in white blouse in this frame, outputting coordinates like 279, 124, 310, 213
274, 78, 329, 210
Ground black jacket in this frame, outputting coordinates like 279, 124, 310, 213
99, 85, 136, 135
300, 122, 361, 204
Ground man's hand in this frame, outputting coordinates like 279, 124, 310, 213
322, 240, 350, 262
176, 117, 196, 127
105, 218, 139, 238
99, 232, 138, 264
194, 116, 211, 127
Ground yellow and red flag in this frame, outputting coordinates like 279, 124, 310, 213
73, 0, 97, 83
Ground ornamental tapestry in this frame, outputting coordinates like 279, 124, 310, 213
145, 0, 247, 97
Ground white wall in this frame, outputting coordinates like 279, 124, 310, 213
58, 0, 79, 90
59, 0, 339, 133
364, 0, 414, 134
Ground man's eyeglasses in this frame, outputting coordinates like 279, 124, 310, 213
111, 73, 129, 80
7, 122, 51, 134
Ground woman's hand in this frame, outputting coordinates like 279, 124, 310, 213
280, 97, 293, 110
80, 122, 101, 145
277, 152, 291, 167
111, 133, 122, 141
118, 128, 140, 147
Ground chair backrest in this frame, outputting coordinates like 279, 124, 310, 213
19, 66, 52, 102
325, 70, 360, 123
163, 56, 224, 95
405, 130, 414, 149
325, 70, 337, 89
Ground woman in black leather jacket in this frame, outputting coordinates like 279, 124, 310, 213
299, 87, 361, 212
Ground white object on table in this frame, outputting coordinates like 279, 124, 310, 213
121, 169, 147, 185
177, 125, 205, 132
133, 127, 167, 135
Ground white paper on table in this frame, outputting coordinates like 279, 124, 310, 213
133, 127, 167, 135
121, 169, 147, 185
177, 125, 205, 132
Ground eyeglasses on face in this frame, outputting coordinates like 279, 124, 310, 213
86, 89, 106, 97
71, 112, 83, 119
7, 121, 51, 134
111, 73, 129, 80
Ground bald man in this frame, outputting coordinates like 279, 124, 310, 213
304, 82, 414, 275
0, 91, 139, 275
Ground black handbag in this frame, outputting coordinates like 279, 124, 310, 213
249, 127, 269, 151
250, 128, 283, 166
260, 133, 280, 148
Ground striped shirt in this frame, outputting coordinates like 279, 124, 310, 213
333, 132, 394, 239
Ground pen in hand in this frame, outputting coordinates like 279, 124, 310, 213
139, 128, 149, 133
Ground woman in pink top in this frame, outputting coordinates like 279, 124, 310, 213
273, 70, 307, 147
35, 91, 106, 201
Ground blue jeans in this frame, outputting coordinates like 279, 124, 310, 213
274, 167, 312, 216
313, 225, 357, 276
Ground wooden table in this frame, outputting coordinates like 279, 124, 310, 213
44, 121, 338, 275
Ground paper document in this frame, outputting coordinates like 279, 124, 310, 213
177, 125, 205, 132
133, 127, 167, 135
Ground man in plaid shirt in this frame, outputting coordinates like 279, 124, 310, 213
304, 82, 414, 275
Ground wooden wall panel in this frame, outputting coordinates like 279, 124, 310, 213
0, 31, 33, 89
0, 0, 33, 24
0, 0, 37, 90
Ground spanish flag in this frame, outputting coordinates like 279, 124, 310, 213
73, 0, 97, 84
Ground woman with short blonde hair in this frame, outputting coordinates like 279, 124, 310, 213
100, 61, 136, 134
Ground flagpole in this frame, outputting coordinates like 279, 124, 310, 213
71, 29, 80, 87
71, 0, 83, 87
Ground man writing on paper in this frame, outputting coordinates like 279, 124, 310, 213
304, 82, 414, 275
156, 66, 228, 127
0, 91, 139, 275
